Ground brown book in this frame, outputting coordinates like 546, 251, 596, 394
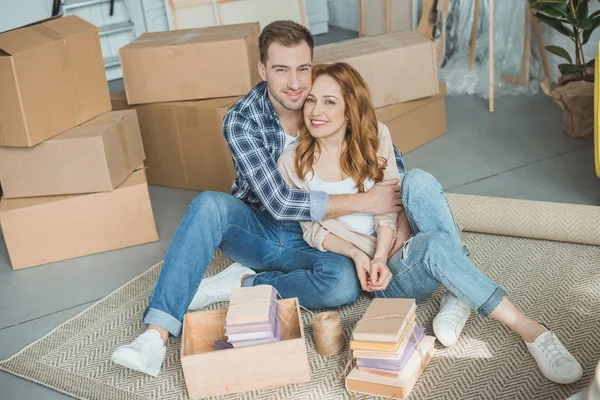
346, 336, 435, 399
225, 285, 275, 325
352, 298, 416, 343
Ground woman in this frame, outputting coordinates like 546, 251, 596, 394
277, 63, 582, 384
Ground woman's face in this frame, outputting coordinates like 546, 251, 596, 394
303, 74, 347, 140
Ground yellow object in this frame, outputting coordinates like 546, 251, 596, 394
595, 41, 600, 177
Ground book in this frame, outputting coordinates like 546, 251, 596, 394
350, 313, 416, 352
352, 319, 417, 360
231, 309, 282, 348
356, 326, 426, 371
352, 298, 416, 343
226, 284, 276, 325
346, 336, 436, 399
226, 302, 279, 341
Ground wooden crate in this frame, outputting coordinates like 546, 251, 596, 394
181, 298, 311, 399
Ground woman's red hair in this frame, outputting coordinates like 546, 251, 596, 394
295, 62, 386, 192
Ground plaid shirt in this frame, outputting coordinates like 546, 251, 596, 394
223, 81, 406, 222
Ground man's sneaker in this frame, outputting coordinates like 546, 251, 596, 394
433, 291, 471, 347
111, 329, 166, 377
188, 262, 256, 310
526, 328, 583, 384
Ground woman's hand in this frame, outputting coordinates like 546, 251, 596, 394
348, 248, 372, 291
367, 257, 393, 292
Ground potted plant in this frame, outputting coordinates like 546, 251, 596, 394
529, 0, 599, 139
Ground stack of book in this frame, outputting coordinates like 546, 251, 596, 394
346, 298, 436, 399
221, 285, 281, 349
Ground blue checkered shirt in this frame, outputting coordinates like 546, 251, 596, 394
222, 81, 406, 222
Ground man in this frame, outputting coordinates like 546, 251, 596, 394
111, 20, 408, 377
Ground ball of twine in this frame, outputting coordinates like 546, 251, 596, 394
312, 311, 344, 356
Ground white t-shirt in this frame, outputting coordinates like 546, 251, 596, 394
306, 172, 376, 236
284, 131, 298, 149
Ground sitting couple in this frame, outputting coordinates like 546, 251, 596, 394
112, 21, 582, 384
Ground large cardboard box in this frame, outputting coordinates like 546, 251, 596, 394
0, 168, 158, 270
111, 91, 239, 193
119, 23, 260, 104
376, 84, 447, 154
0, 16, 111, 147
181, 298, 311, 399
0, 110, 145, 198
314, 31, 438, 108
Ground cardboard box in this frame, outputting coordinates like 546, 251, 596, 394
376, 83, 447, 154
0, 168, 158, 270
181, 298, 311, 399
360, 0, 412, 37
119, 23, 260, 104
111, 91, 239, 193
0, 16, 111, 147
314, 31, 438, 108
0, 110, 145, 198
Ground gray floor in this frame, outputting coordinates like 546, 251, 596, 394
1, 28, 599, 399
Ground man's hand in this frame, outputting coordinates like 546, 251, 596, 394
363, 179, 402, 215
367, 257, 392, 292
388, 209, 412, 259
349, 248, 372, 291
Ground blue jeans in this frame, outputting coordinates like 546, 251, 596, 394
372, 169, 507, 317
143, 192, 361, 337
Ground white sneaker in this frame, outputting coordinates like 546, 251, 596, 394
526, 329, 583, 384
433, 291, 471, 347
111, 329, 166, 377
188, 262, 256, 310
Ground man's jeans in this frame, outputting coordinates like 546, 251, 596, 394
372, 169, 507, 317
143, 192, 361, 337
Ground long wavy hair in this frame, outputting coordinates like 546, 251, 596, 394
295, 63, 386, 192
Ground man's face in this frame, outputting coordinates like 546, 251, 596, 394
259, 41, 312, 112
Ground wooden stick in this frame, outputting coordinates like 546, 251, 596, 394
385, 0, 392, 33
359, 0, 365, 36
531, 10, 551, 80
489, 0, 494, 113
469, 0, 480, 70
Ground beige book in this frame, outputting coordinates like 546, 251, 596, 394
225, 285, 275, 325
346, 336, 436, 399
353, 319, 417, 360
352, 298, 416, 343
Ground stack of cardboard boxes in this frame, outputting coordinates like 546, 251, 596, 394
0, 16, 158, 270
314, 30, 447, 154
112, 23, 262, 193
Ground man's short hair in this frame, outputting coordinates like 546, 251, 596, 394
259, 20, 314, 64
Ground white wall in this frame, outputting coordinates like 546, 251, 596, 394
0, 0, 52, 32
327, 0, 359, 31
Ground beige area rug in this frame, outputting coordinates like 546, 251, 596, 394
2, 195, 600, 400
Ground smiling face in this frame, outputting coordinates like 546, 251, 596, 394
303, 74, 347, 140
259, 41, 312, 112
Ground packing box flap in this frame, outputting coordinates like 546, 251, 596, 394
111, 90, 240, 109
376, 83, 447, 122
57, 109, 134, 140
124, 22, 259, 50
0, 15, 96, 55
0, 166, 147, 212
314, 31, 431, 62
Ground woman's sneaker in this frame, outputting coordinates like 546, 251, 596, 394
188, 262, 256, 310
111, 329, 166, 377
433, 291, 471, 347
526, 328, 583, 384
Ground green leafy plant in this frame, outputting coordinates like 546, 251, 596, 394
528, 0, 599, 81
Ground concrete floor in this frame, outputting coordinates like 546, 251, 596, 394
1, 26, 598, 399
